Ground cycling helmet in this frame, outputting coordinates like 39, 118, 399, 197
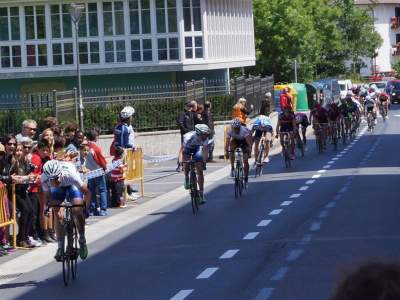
231, 118, 241, 129
365, 95, 372, 101
238, 97, 247, 104
120, 106, 135, 119
364, 84, 369, 89
194, 124, 211, 135
370, 92, 377, 99
265, 92, 272, 98
43, 160, 63, 180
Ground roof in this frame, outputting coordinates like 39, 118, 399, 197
355, 0, 400, 4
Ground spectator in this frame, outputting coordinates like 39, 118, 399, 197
279, 87, 293, 111
79, 142, 90, 173
260, 92, 272, 116
0, 144, 10, 256
114, 106, 135, 150
196, 104, 205, 124
43, 117, 61, 137
64, 122, 79, 150
29, 141, 53, 244
10, 143, 36, 248
110, 147, 127, 208
16, 120, 38, 144
39, 128, 55, 153
86, 129, 108, 216
53, 135, 66, 160
20, 137, 33, 162
232, 97, 253, 125
204, 101, 215, 162
176, 101, 197, 171
330, 262, 400, 300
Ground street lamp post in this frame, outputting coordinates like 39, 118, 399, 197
70, 3, 85, 131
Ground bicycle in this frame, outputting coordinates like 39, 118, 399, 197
330, 121, 339, 151
183, 156, 200, 215
314, 123, 327, 154
379, 103, 387, 122
367, 111, 374, 133
233, 148, 245, 198
255, 138, 266, 177
295, 131, 305, 158
281, 132, 292, 168
51, 202, 84, 286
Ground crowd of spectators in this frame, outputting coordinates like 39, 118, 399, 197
0, 107, 136, 256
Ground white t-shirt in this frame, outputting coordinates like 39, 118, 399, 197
41, 161, 84, 192
183, 131, 208, 149
227, 126, 250, 140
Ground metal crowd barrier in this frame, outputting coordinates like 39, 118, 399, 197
124, 148, 145, 197
0, 184, 17, 248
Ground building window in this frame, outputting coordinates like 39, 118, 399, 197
103, 1, 125, 36
131, 38, 152, 61
51, 4, 72, 39
183, 0, 201, 32
78, 3, 99, 37
25, 6, 46, 40
185, 36, 202, 59
105, 40, 126, 63
79, 41, 100, 64
129, 0, 151, 34
0, 45, 21, 68
27, 44, 47, 66
158, 37, 179, 60
0, 7, 20, 41
156, 0, 177, 33
52, 43, 74, 65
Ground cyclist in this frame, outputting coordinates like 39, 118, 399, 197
41, 160, 91, 262
276, 108, 297, 160
251, 115, 274, 164
310, 103, 329, 149
378, 90, 390, 118
364, 95, 377, 129
327, 102, 342, 140
295, 112, 309, 148
182, 124, 211, 204
225, 119, 252, 186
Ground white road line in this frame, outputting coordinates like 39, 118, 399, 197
254, 288, 274, 300
337, 154, 343, 157
170, 290, 194, 300
310, 222, 321, 232
287, 249, 304, 262
319, 210, 329, 219
312, 174, 321, 179
269, 209, 283, 215
271, 266, 289, 281
333, 194, 342, 201
339, 187, 348, 194
326, 202, 336, 209
196, 267, 219, 279
220, 249, 240, 259
299, 234, 313, 245
290, 193, 301, 198
243, 232, 260, 240
323, 165, 331, 169
306, 180, 315, 185
299, 186, 309, 191
327, 161, 335, 164
257, 220, 272, 227
281, 201, 293, 206
318, 170, 327, 173
332, 158, 339, 161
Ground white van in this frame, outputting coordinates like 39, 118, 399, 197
338, 79, 353, 99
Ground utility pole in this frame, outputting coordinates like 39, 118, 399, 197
294, 59, 298, 83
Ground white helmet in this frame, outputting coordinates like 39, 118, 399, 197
195, 124, 211, 135
43, 160, 63, 179
265, 92, 272, 98
364, 84, 369, 89
370, 92, 377, 99
120, 106, 135, 119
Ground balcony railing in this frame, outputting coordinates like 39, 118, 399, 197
391, 17, 400, 30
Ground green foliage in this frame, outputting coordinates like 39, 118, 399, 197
392, 60, 400, 76
253, 0, 382, 82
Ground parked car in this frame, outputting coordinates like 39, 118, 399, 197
338, 79, 353, 99
369, 81, 387, 93
386, 80, 400, 103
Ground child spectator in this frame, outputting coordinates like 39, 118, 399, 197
79, 142, 90, 174
110, 147, 127, 208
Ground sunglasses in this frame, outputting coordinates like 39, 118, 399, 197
23, 145, 32, 149
7, 142, 16, 146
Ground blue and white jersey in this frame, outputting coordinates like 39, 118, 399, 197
252, 115, 273, 130
114, 123, 135, 149
182, 131, 208, 150
41, 161, 84, 192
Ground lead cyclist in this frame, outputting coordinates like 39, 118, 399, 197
41, 160, 91, 261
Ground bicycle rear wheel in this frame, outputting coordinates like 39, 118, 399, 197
255, 148, 264, 177
71, 225, 78, 280
234, 164, 242, 198
190, 170, 199, 214
62, 254, 71, 286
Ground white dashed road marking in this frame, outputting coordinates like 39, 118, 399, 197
326, 202, 336, 209
257, 220, 272, 227
243, 232, 260, 240
254, 288, 274, 300
290, 193, 301, 199
196, 267, 219, 279
319, 210, 329, 219
281, 201, 293, 206
287, 249, 304, 262
306, 180, 315, 185
299, 234, 313, 245
312, 174, 321, 179
339, 187, 348, 194
323, 165, 331, 169
299, 186, 309, 191
310, 222, 321, 232
220, 249, 240, 259
271, 267, 289, 281
318, 170, 327, 173
170, 290, 194, 300
269, 209, 283, 215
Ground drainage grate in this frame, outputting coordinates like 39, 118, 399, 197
0, 273, 23, 280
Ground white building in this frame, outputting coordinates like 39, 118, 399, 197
356, 0, 400, 77
0, 0, 255, 94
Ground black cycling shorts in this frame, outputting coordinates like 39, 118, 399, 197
254, 126, 273, 140
280, 124, 294, 133
231, 139, 250, 154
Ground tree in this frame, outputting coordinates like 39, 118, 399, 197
393, 60, 400, 76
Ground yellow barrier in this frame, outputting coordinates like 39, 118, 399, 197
124, 148, 145, 197
0, 184, 17, 248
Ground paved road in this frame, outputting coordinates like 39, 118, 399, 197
1, 107, 399, 300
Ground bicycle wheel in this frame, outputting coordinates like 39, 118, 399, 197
255, 148, 263, 177
62, 254, 71, 286
234, 165, 240, 198
190, 169, 199, 214
297, 137, 304, 157
71, 225, 78, 280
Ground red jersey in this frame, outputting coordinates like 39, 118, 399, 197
28, 152, 43, 193
280, 93, 292, 111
